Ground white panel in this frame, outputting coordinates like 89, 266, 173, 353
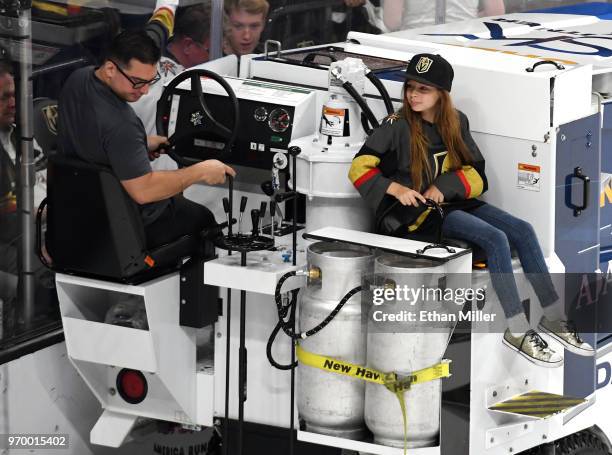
298, 429, 440, 454
307, 227, 467, 259
204, 250, 306, 295
553, 64, 593, 127
144, 275, 198, 423
472, 133, 555, 257
62, 317, 157, 372
90, 410, 138, 448
452, 66, 551, 141
196, 372, 215, 426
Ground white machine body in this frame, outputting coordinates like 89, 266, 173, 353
44, 7, 612, 455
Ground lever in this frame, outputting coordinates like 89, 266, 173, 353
222, 197, 230, 231
251, 209, 260, 237
259, 201, 267, 233
270, 200, 277, 241
275, 191, 296, 203
261, 180, 274, 197
238, 196, 248, 234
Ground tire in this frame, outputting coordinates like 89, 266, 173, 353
555, 431, 610, 455
524, 431, 610, 455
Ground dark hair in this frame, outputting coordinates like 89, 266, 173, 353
106, 29, 161, 67
174, 3, 211, 43
400, 81, 473, 192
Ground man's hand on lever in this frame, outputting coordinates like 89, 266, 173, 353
194, 159, 236, 185
121, 160, 236, 205
147, 135, 170, 161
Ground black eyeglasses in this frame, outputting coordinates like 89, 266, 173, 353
110, 59, 161, 89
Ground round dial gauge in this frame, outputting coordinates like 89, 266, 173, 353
273, 152, 288, 170
268, 108, 291, 133
254, 106, 268, 122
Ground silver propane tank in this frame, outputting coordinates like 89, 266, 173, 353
365, 254, 452, 449
297, 241, 374, 439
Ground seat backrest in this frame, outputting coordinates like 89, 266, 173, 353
46, 154, 150, 280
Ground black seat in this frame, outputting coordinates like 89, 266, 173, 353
44, 154, 200, 284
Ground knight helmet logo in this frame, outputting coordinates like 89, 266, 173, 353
42, 104, 58, 135
415, 56, 433, 74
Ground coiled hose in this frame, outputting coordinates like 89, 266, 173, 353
266, 270, 363, 370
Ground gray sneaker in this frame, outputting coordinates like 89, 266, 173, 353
503, 329, 563, 368
538, 317, 594, 357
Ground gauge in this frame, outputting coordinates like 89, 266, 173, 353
254, 106, 268, 122
273, 152, 288, 170
268, 108, 291, 133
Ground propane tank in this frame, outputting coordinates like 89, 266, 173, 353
365, 254, 452, 448
291, 57, 373, 234
297, 241, 374, 439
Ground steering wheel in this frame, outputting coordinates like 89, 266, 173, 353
155, 68, 240, 167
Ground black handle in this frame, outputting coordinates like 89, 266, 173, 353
415, 199, 455, 255
288, 146, 302, 157
571, 167, 591, 217
270, 200, 276, 217
261, 180, 274, 197
424, 199, 445, 244
240, 196, 248, 213
222, 197, 230, 214
35, 197, 51, 269
251, 209, 260, 236
526, 60, 565, 72
302, 52, 337, 65
275, 191, 297, 203
259, 201, 267, 217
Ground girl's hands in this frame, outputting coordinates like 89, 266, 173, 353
423, 185, 444, 204
387, 182, 426, 207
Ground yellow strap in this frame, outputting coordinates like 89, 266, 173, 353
296, 344, 450, 391
32, 0, 68, 15
296, 345, 451, 455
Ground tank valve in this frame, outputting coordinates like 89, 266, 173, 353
296, 267, 321, 281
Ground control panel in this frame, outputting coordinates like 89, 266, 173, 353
167, 78, 317, 169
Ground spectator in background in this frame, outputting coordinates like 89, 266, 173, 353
0, 60, 46, 312
223, 0, 269, 56
344, 0, 505, 32
131, 2, 212, 170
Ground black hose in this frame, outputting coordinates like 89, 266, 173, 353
266, 289, 298, 370
267, 270, 364, 370
271, 270, 363, 338
342, 80, 379, 132
366, 71, 394, 116
297, 285, 363, 339
361, 112, 373, 136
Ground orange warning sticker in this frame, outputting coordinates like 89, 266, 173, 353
144, 256, 155, 267
517, 163, 541, 192
320, 106, 346, 137
518, 163, 541, 173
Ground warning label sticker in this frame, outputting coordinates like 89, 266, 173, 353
517, 163, 541, 192
320, 106, 347, 137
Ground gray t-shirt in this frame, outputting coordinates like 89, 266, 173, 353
58, 66, 169, 225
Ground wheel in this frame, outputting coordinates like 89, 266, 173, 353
555, 431, 610, 455
526, 431, 610, 455
155, 68, 240, 167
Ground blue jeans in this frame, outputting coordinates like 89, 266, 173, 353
442, 204, 559, 318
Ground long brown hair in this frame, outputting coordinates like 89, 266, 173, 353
400, 81, 473, 192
